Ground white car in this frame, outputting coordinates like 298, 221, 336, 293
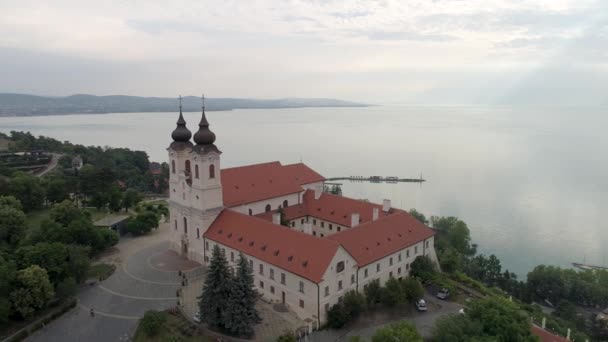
415, 299, 428, 312
193, 311, 202, 323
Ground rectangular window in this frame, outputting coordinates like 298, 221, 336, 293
406, 249, 410, 258
364, 269, 368, 278
301, 219, 304, 224
389, 257, 393, 266
336, 261, 345, 273
299, 281, 304, 293
205, 241, 209, 250
337, 227, 341, 232
291, 222, 295, 227
230, 252, 234, 262
324, 286, 329, 297
270, 268, 275, 280
389, 271, 393, 278
426, 241, 429, 248
313, 219, 317, 225
329, 224, 333, 230
259, 264, 264, 275
351, 274, 355, 284
270, 286, 275, 294
281, 273, 286, 285
300, 299, 304, 308
398, 267, 401, 274
321, 222, 325, 228
338, 280, 343, 290
313, 231, 317, 236
259, 281, 264, 289
376, 263, 380, 272
398, 254, 402, 262
321, 233, 324, 237
415, 246, 418, 254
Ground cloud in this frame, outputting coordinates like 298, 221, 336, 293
366, 31, 456, 42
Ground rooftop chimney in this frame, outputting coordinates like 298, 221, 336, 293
382, 199, 391, 212
351, 213, 360, 227
372, 207, 379, 221
272, 212, 281, 225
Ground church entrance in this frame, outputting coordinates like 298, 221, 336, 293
181, 241, 188, 257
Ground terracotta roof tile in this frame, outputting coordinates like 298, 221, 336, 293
530, 325, 570, 342
327, 212, 435, 267
221, 162, 325, 207
257, 190, 399, 227
204, 209, 339, 283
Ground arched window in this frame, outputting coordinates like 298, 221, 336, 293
185, 160, 191, 175
174, 220, 177, 230
183, 217, 188, 234
171, 160, 176, 173
195, 164, 199, 179
283, 200, 288, 208
248, 209, 253, 216
265, 204, 271, 212
196, 228, 200, 239
209, 164, 215, 179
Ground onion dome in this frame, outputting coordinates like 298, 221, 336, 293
171, 112, 192, 142
193, 97, 216, 145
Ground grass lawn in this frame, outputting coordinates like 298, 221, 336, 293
86, 263, 116, 281
133, 311, 213, 342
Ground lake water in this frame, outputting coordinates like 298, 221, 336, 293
1, 105, 607, 278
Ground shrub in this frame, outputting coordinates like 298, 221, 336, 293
140, 310, 167, 336
276, 332, 297, 342
364, 279, 382, 306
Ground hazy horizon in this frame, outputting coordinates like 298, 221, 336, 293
1, 0, 607, 105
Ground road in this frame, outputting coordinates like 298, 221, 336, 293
35, 153, 61, 177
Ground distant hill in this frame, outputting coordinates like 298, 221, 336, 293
0, 94, 368, 117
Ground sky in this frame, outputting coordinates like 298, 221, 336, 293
0, 0, 606, 104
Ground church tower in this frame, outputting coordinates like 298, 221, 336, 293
167, 95, 223, 263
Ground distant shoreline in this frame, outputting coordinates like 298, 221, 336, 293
0, 93, 369, 117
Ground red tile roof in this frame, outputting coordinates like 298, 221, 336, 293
327, 212, 435, 267
257, 190, 398, 227
530, 325, 570, 342
221, 162, 325, 207
204, 209, 340, 283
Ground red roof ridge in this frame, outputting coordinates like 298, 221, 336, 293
222, 161, 282, 171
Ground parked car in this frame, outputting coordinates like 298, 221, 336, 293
436, 288, 450, 300
415, 299, 428, 312
193, 311, 202, 323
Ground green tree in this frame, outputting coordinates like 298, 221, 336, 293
7, 172, 45, 212
223, 253, 261, 337
50, 200, 91, 226
431, 313, 485, 341
140, 310, 167, 336
122, 189, 142, 211
198, 245, 233, 331
372, 321, 423, 342
466, 297, 537, 342
45, 176, 69, 204
408, 208, 428, 225
16, 242, 90, 285
0, 205, 27, 246
327, 290, 366, 328
381, 278, 408, 306
0, 195, 22, 211
0, 257, 16, 326
410, 255, 437, 281
402, 277, 425, 302
364, 279, 382, 306
10, 265, 55, 318
56, 277, 78, 300
107, 186, 123, 212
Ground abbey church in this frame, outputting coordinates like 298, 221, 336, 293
167, 101, 438, 328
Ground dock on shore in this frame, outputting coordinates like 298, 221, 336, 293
326, 176, 425, 183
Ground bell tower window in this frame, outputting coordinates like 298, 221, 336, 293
195, 164, 199, 179
209, 164, 215, 179
171, 160, 176, 173
183, 217, 188, 234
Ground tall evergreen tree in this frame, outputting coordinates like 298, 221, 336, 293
223, 253, 261, 337
198, 245, 233, 331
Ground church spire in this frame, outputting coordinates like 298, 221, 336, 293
171, 95, 192, 142
193, 94, 216, 145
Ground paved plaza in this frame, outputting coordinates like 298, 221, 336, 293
27, 224, 198, 342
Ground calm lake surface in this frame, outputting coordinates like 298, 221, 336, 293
1, 105, 607, 278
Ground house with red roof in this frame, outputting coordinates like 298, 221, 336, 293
166, 100, 438, 330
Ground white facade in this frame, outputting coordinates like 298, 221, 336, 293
230, 192, 301, 216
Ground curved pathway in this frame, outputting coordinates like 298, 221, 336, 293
27, 226, 199, 342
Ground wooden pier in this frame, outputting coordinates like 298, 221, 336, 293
326, 175, 425, 183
